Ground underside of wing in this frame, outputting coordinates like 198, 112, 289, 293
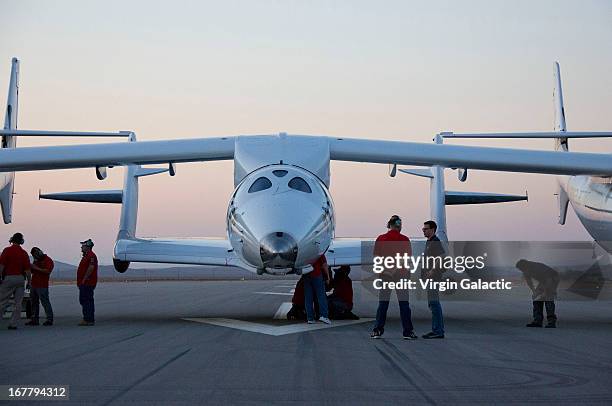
114, 237, 252, 270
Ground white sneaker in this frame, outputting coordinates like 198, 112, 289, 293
307, 320, 316, 324
318, 317, 331, 325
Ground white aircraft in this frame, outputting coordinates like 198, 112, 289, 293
1, 58, 611, 275
443, 62, 612, 253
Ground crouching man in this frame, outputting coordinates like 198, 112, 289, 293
328, 266, 359, 320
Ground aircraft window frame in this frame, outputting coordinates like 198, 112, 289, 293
272, 170, 288, 177
248, 177, 272, 193
288, 177, 312, 193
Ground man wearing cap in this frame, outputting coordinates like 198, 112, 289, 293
26, 247, 55, 326
0, 233, 32, 330
370, 215, 417, 340
77, 239, 98, 326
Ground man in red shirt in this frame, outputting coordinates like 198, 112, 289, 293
0, 233, 32, 330
370, 215, 417, 340
26, 247, 54, 326
77, 239, 98, 326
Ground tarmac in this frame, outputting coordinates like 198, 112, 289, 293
1, 280, 612, 405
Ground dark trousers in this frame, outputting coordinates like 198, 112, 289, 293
78, 285, 95, 322
374, 287, 414, 335
427, 288, 444, 335
328, 297, 350, 318
31, 287, 53, 322
533, 300, 556, 325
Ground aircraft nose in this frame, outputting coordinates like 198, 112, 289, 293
260, 232, 298, 269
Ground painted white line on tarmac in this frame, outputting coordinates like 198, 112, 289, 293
182, 317, 373, 336
254, 292, 293, 296
273, 302, 293, 319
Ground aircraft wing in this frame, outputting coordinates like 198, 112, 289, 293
114, 237, 251, 270
116, 237, 387, 270
0, 134, 609, 176
0, 136, 236, 172
329, 137, 612, 176
326, 237, 428, 266
326, 238, 373, 266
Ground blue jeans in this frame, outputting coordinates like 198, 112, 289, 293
78, 285, 95, 322
374, 286, 414, 335
304, 274, 328, 321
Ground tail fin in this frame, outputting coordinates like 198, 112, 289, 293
0, 57, 20, 223
553, 61, 568, 151
553, 62, 570, 226
0, 58, 132, 223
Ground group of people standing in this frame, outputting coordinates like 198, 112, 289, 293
289, 214, 447, 339
2, 223, 559, 334
0, 232, 99, 329
370, 215, 446, 340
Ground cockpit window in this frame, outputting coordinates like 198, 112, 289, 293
272, 170, 288, 177
248, 177, 272, 193
288, 177, 312, 193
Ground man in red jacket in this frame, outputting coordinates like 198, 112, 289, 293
370, 215, 416, 340
77, 239, 98, 326
26, 247, 54, 326
0, 233, 32, 330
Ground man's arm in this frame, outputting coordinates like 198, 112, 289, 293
524, 275, 536, 292
31, 263, 52, 274
82, 259, 95, 282
322, 262, 331, 286
430, 240, 446, 278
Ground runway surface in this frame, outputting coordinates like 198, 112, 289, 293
1, 280, 612, 405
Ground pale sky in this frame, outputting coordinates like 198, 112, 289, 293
0, 0, 611, 264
